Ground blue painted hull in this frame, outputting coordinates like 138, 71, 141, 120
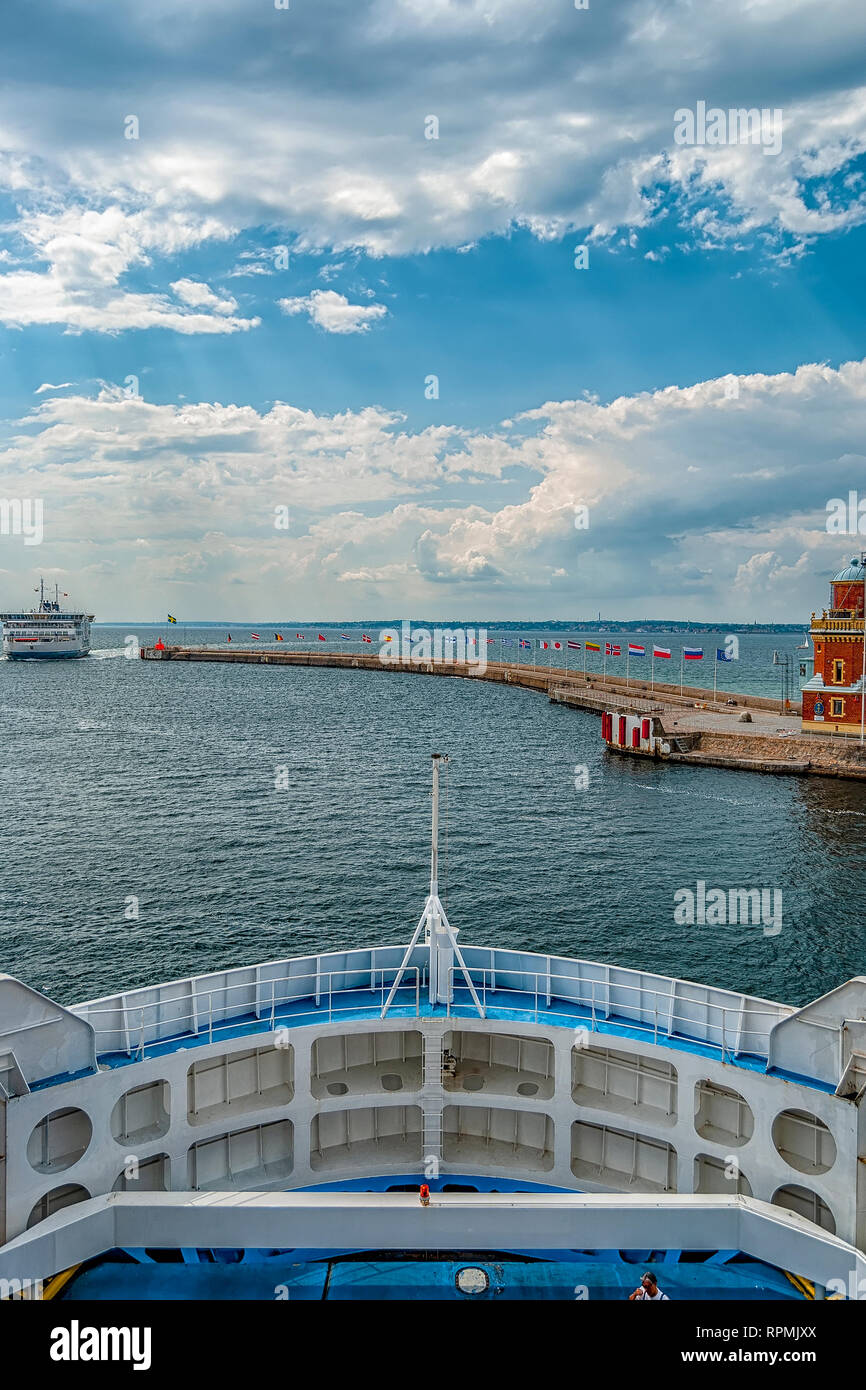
4, 651, 89, 660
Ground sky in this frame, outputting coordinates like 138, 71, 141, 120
1, 0, 865, 621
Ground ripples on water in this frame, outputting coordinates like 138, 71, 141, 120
1, 628, 864, 1007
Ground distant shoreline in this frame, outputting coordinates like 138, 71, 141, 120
93, 620, 806, 633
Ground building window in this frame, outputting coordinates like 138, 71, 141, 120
831, 699, 844, 717
833, 659, 845, 683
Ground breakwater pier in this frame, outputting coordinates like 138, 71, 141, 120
140, 644, 866, 781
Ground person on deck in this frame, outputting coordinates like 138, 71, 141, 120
628, 1272, 669, 1301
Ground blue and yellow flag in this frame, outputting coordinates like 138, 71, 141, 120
167, 614, 177, 623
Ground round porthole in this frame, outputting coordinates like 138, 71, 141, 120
463, 1075, 484, 1092
517, 1082, 539, 1097
380, 1074, 404, 1092
456, 1266, 489, 1295
27, 1108, 92, 1174
327, 1082, 349, 1096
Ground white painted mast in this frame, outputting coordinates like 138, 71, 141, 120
381, 754, 485, 1018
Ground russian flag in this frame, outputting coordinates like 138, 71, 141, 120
340, 633, 351, 639
628, 643, 645, 655
653, 645, 671, 658
683, 646, 703, 660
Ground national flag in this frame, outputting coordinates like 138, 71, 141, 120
383, 635, 392, 642
518, 638, 531, 649
553, 641, 562, 650
274, 633, 284, 641
362, 634, 372, 643
540, 640, 549, 650
586, 641, 601, 652
628, 643, 645, 656
501, 637, 513, 645
683, 646, 703, 660
340, 634, 351, 640
227, 634, 232, 642
296, 632, 306, 639
716, 649, 733, 662
567, 640, 581, 650
318, 633, 326, 641
251, 632, 260, 640
605, 642, 621, 656
167, 614, 177, 623
653, 645, 671, 659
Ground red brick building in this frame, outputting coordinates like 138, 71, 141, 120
802, 554, 865, 735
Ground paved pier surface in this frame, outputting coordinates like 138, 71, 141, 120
141, 645, 866, 781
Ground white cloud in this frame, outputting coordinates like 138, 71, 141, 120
35, 381, 74, 393
1, 357, 865, 618
0, 0, 861, 335
278, 289, 388, 333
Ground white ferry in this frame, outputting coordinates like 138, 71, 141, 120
0, 756, 864, 1302
1, 579, 93, 660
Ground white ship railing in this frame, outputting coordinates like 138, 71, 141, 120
67, 943, 802, 1071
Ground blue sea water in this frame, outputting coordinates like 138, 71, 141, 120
0, 625, 863, 1009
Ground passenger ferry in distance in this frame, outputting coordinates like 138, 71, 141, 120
0, 578, 93, 660
0, 755, 865, 1302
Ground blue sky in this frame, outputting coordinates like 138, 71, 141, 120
1, 0, 865, 620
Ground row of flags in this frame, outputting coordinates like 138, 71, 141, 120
164, 618, 735, 664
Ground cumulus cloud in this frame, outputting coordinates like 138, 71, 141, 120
0, 0, 862, 336
278, 289, 388, 333
3, 360, 866, 619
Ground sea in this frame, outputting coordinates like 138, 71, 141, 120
1, 623, 863, 1010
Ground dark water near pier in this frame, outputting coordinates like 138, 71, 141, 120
1, 626, 863, 1008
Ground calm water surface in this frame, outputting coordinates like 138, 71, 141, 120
1, 626, 863, 1007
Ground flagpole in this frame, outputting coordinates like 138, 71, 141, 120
583, 643, 587, 677
680, 648, 684, 697
651, 650, 655, 692
714, 651, 718, 704
626, 647, 630, 689
603, 643, 607, 681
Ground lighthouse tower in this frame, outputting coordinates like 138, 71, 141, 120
801, 554, 866, 736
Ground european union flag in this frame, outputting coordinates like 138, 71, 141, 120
716, 648, 732, 661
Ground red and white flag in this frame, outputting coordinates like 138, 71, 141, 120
605, 642, 621, 656
653, 645, 671, 659
251, 632, 260, 640
318, 633, 326, 641
540, 640, 549, 650
553, 641, 562, 650
362, 634, 372, 643
296, 632, 306, 639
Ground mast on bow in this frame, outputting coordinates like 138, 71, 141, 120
380, 754, 485, 1019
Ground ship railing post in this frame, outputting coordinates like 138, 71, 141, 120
654, 1002, 658, 1046
209, 992, 213, 1045
590, 979, 596, 1031
415, 966, 420, 1017
534, 972, 538, 1024
270, 979, 275, 1032
138, 1007, 145, 1061
329, 972, 333, 1024
721, 1007, 727, 1064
